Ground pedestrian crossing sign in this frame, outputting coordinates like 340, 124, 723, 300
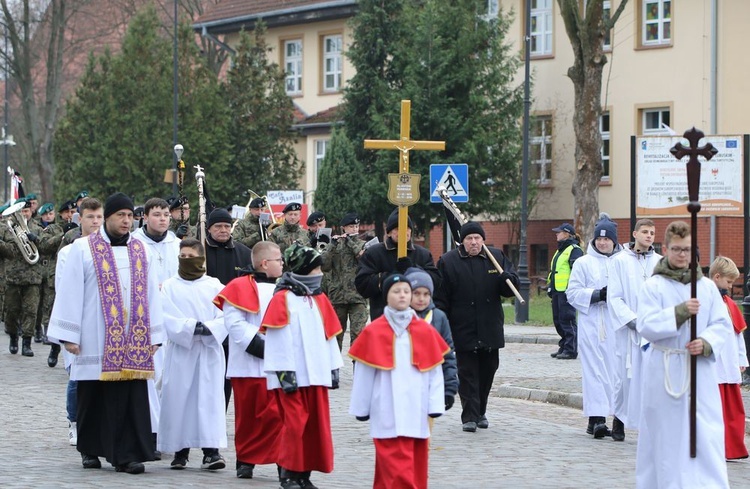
430, 164, 469, 203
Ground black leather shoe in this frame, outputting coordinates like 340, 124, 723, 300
21, 337, 34, 357
477, 415, 489, 429
47, 344, 60, 368
556, 351, 577, 360
81, 454, 101, 469
9, 335, 18, 354
593, 422, 610, 439
612, 416, 625, 441
550, 349, 562, 358
462, 421, 477, 432
115, 462, 145, 474
236, 462, 254, 479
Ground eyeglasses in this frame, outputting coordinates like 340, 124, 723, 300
265, 258, 284, 263
668, 246, 691, 255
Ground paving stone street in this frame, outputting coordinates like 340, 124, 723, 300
1, 326, 749, 488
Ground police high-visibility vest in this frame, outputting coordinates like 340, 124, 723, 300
548, 244, 581, 292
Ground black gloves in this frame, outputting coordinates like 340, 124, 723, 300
193, 321, 213, 336
500, 271, 514, 283
331, 369, 339, 389
396, 256, 413, 273
26, 232, 38, 243
245, 335, 265, 359
591, 286, 607, 304
176, 224, 189, 239
277, 371, 298, 393
356, 415, 370, 422
547, 287, 553, 298
445, 395, 454, 411
62, 222, 78, 233
429, 413, 442, 418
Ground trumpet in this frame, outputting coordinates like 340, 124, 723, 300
2, 201, 40, 265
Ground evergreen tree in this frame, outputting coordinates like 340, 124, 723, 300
314, 127, 369, 226
343, 0, 524, 237
54, 6, 233, 206
223, 23, 301, 195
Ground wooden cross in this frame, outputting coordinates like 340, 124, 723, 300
669, 127, 718, 459
364, 100, 445, 258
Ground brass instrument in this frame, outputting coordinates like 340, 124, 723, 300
194, 164, 207, 250
2, 201, 40, 265
234, 189, 283, 240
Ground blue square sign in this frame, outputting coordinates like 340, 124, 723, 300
430, 164, 469, 203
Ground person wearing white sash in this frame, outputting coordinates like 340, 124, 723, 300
636, 221, 731, 489
607, 218, 660, 440
47, 192, 165, 475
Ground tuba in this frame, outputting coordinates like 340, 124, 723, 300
2, 201, 40, 265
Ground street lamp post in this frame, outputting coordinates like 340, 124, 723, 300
515, 0, 532, 322
172, 0, 178, 196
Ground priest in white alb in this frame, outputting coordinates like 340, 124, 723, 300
158, 237, 227, 470
47, 192, 165, 475
636, 221, 731, 489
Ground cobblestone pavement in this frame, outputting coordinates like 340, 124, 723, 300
2, 336, 749, 488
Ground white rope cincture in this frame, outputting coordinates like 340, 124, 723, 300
652, 343, 690, 399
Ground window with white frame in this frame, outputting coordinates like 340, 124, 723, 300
600, 111, 610, 182
530, 0, 553, 56
642, 108, 671, 135
314, 140, 329, 183
284, 40, 303, 95
322, 34, 342, 92
603, 1, 611, 50
642, 0, 671, 45
487, 0, 499, 17
530, 115, 552, 184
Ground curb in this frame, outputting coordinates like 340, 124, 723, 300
496, 384, 583, 410
505, 334, 559, 345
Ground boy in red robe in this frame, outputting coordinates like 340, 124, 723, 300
709, 256, 749, 460
262, 243, 343, 489
349, 273, 449, 489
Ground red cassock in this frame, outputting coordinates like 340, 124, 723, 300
214, 275, 282, 466
720, 296, 748, 460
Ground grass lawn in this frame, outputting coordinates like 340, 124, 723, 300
503, 293, 554, 326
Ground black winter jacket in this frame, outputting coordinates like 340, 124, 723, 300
205, 235, 252, 285
435, 245, 519, 352
415, 303, 459, 397
355, 237, 440, 320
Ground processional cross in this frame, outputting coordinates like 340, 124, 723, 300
669, 127, 718, 459
364, 100, 445, 258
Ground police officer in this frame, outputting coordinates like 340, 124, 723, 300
269, 202, 310, 254
547, 223, 584, 360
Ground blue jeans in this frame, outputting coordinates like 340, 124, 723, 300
66, 378, 77, 422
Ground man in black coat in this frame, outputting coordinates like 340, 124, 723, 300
204, 207, 252, 409
434, 221, 519, 433
355, 209, 440, 320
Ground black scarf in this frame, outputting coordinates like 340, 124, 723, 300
144, 226, 167, 243
104, 227, 129, 247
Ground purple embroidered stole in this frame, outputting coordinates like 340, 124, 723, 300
89, 231, 154, 380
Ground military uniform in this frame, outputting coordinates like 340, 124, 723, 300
168, 218, 197, 239
232, 213, 263, 250
0, 217, 43, 355
269, 222, 310, 255
35, 216, 66, 340
323, 235, 368, 348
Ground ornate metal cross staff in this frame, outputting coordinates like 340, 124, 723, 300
364, 100, 445, 258
669, 127, 718, 459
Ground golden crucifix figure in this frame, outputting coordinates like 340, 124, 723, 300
364, 100, 445, 258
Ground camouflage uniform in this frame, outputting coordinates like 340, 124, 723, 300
60, 226, 83, 249
0, 219, 43, 339
35, 217, 66, 338
168, 218, 197, 239
322, 235, 368, 348
232, 214, 263, 250
269, 221, 310, 255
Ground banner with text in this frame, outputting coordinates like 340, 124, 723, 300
636, 135, 744, 216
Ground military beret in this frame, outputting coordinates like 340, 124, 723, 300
25, 193, 38, 200
339, 212, 360, 227
74, 190, 89, 201
39, 203, 54, 215
167, 196, 187, 211
58, 200, 75, 213
306, 211, 326, 226
283, 202, 302, 213
249, 197, 265, 209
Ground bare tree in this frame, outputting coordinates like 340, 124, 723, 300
557, 0, 628, 241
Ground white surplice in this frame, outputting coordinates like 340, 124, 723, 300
566, 242, 617, 417
264, 293, 343, 390
349, 331, 445, 439
636, 274, 731, 489
47, 228, 165, 380
157, 274, 227, 452
607, 244, 661, 429
225, 282, 276, 379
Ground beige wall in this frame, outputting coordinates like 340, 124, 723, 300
503, 0, 750, 223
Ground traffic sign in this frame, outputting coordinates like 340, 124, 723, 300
430, 164, 468, 203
